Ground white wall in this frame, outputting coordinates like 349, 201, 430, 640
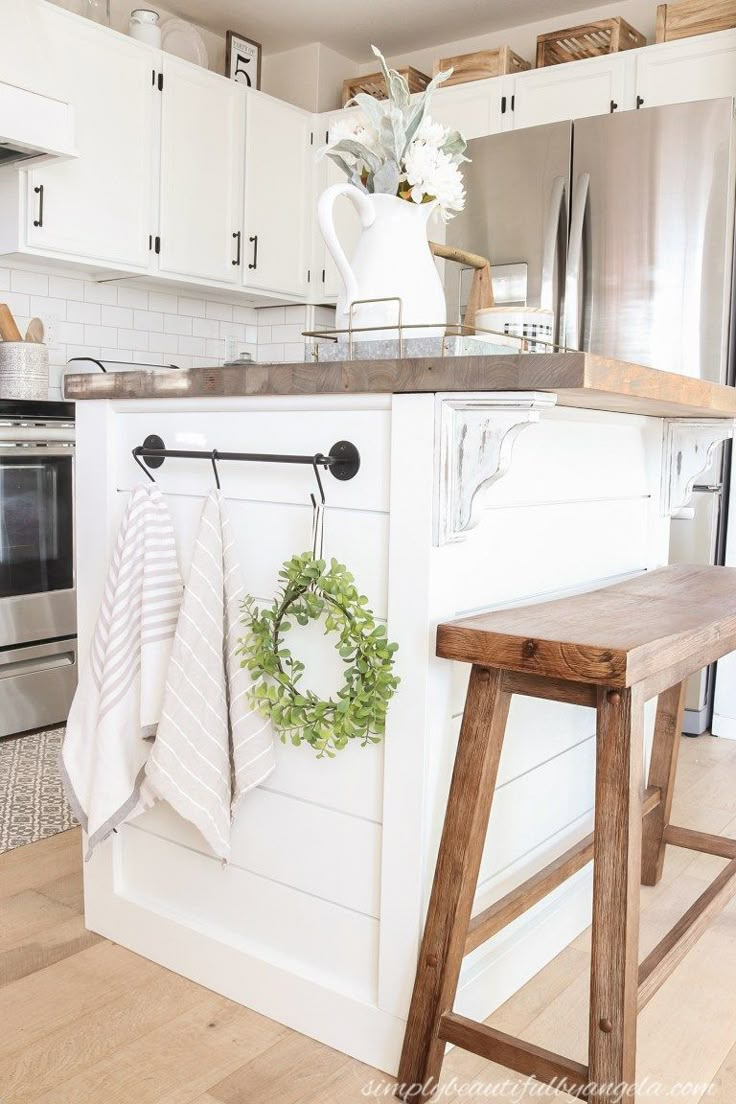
360, 0, 655, 73
262, 42, 354, 111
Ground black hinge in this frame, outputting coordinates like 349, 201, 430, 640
501, 95, 507, 114
610, 99, 618, 112
157, 72, 164, 92
636, 95, 645, 109
154, 235, 161, 255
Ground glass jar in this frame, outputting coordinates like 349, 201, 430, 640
82, 0, 111, 26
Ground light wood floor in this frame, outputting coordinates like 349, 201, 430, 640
3, 734, 736, 1102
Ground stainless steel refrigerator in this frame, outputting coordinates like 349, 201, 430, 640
446, 98, 736, 733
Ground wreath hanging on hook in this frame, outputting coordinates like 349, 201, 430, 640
239, 551, 400, 759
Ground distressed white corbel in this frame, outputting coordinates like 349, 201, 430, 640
661, 419, 735, 516
434, 392, 558, 545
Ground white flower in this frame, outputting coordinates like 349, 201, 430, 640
414, 116, 448, 149
403, 140, 466, 219
328, 111, 382, 157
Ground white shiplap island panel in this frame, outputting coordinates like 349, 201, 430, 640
71, 374, 731, 1073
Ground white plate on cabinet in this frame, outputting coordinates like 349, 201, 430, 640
160, 18, 209, 68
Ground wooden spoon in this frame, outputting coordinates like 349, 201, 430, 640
0, 304, 23, 342
25, 318, 45, 343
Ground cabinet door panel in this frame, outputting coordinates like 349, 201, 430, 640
159, 57, 244, 284
636, 30, 736, 108
244, 94, 310, 296
429, 81, 505, 139
27, 8, 154, 268
513, 56, 630, 129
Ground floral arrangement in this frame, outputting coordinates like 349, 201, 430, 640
240, 553, 400, 759
320, 46, 468, 220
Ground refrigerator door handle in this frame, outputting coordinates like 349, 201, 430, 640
540, 176, 566, 315
563, 172, 590, 350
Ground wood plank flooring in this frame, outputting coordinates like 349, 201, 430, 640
2, 734, 736, 1102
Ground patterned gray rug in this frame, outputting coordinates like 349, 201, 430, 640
0, 728, 78, 854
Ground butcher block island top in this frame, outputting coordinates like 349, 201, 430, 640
64, 351, 736, 419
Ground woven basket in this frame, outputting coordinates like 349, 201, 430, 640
0, 343, 49, 400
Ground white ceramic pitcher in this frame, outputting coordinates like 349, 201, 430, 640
318, 183, 447, 342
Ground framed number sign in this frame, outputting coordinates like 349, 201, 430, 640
226, 31, 262, 89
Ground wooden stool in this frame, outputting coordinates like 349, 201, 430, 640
398, 565, 736, 1104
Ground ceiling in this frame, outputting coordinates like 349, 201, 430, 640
167, 0, 618, 59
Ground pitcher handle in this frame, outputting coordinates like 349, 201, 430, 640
318, 183, 375, 310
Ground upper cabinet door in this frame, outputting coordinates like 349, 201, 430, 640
27, 8, 155, 268
512, 54, 634, 129
158, 57, 245, 284
635, 30, 736, 108
429, 80, 506, 139
243, 94, 311, 296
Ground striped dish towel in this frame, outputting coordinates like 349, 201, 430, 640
146, 489, 275, 861
61, 484, 183, 858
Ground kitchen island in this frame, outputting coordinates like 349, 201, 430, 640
65, 355, 736, 1072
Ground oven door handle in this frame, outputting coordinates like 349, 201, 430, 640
0, 645, 76, 679
0, 445, 75, 456
0, 426, 75, 444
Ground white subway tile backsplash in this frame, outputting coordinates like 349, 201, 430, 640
283, 305, 309, 323
118, 329, 149, 352
0, 269, 10, 291
258, 342, 285, 362
30, 296, 67, 322
84, 282, 118, 305
178, 335, 207, 357
49, 275, 84, 301
192, 317, 219, 339
134, 309, 164, 333
233, 305, 258, 325
219, 321, 246, 340
67, 301, 102, 325
164, 314, 192, 336
178, 297, 207, 318
135, 350, 162, 365
11, 270, 48, 296
205, 338, 226, 359
102, 347, 129, 362
257, 307, 285, 326
205, 301, 232, 322
148, 292, 179, 314
84, 325, 118, 347
283, 342, 306, 361
117, 287, 149, 309
102, 305, 134, 328
272, 323, 306, 343
57, 321, 85, 344
149, 332, 178, 355
2, 291, 30, 317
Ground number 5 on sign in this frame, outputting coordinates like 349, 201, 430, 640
226, 31, 262, 90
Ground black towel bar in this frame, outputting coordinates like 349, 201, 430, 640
132, 435, 361, 482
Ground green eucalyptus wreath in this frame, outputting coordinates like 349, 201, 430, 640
239, 552, 400, 758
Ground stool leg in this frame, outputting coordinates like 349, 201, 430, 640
397, 665, 511, 1101
641, 681, 686, 887
588, 687, 644, 1104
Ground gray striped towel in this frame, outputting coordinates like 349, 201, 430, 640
146, 489, 275, 861
61, 484, 183, 858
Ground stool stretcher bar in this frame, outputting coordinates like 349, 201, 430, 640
438, 1013, 590, 1099
638, 855, 736, 1011
664, 824, 736, 859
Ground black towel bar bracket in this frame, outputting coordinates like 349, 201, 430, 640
133, 435, 361, 482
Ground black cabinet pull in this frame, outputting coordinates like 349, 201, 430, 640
154, 235, 161, 255
636, 95, 645, 109
33, 184, 44, 228
232, 230, 242, 266
501, 95, 507, 114
248, 234, 258, 270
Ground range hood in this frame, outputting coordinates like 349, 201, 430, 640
0, 1, 76, 167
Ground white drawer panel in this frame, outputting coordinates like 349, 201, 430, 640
119, 823, 378, 1002
114, 408, 391, 513
133, 786, 382, 916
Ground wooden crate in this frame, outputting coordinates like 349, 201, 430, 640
656, 0, 736, 42
536, 17, 646, 67
342, 67, 430, 106
432, 46, 531, 86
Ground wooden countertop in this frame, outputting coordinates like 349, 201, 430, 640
63, 352, 736, 419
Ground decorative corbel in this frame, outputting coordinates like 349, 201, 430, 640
661, 419, 735, 517
435, 392, 557, 545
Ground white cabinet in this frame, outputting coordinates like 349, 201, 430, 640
243, 92, 311, 297
429, 79, 506, 139
157, 57, 245, 285
512, 54, 635, 128
635, 30, 736, 108
1, 6, 155, 270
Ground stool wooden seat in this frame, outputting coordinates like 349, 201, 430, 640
397, 565, 736, 1104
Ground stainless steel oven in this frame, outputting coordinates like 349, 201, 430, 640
0, 400, 76, 737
